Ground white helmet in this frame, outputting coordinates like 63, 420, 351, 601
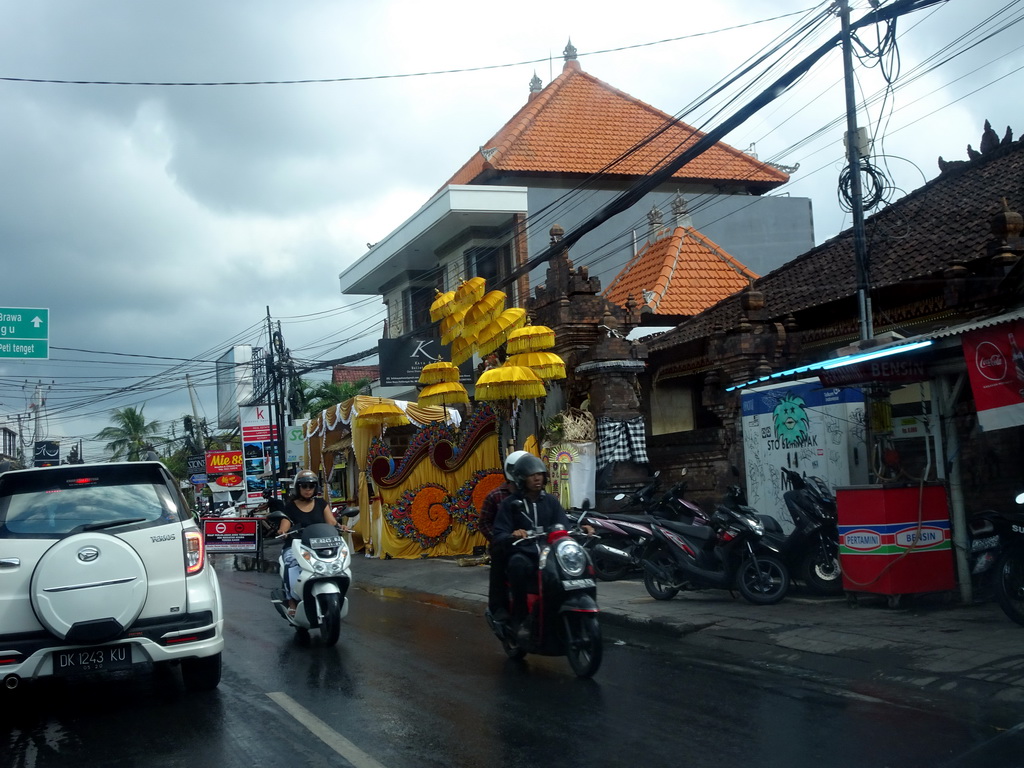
503, 450, 531, 482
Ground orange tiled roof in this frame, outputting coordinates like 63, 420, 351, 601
444, 60, 787, 190
646, 134, 1024, 353
332, 365, 379, 385
603, 226, 759, 317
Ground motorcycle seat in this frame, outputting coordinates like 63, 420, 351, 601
596, 512, 657, 523
657, 519, 716, 541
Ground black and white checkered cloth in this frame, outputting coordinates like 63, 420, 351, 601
596, 417, 650, 471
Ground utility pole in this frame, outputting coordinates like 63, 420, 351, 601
185, 373, 205, 452
15, 413, 26, 468
30, 381, 46, 444
267, 309, 288, 488
839, 0, 874, 342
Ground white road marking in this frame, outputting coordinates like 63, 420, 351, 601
267, 691, 388, 768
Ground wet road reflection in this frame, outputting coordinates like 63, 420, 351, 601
3, 557, 1023, 767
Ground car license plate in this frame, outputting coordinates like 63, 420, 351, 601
54, 645, 133, 675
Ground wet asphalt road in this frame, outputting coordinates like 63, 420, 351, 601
3, 555, 1024, 768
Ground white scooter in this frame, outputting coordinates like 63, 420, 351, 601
268, 508, 358, 646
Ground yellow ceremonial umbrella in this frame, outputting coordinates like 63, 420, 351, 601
418, 361, 461, 385
506, 351, 566, 380
354, 401, 410, 429
450, 336, 475, 367
452, 277, 487, 313
429, 290, 457, 323
506, 325, 556, 354
475, 365, 546, 401
462, 290, 506, 339
418, 381, 469, 408
477, 308, 528, 356
440, 308, 467, 346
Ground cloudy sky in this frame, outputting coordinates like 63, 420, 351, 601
0, 0, 1020, 461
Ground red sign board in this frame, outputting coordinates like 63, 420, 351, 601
205, 450, 243, 474
818, 358, 927, 387
201, 517, 259, 553
963, 319, 1024, 431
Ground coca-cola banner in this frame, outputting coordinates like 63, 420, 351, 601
963, 320, 1024, 431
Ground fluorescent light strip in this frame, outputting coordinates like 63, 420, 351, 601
725, 339, 934, 392
819, 339, 933, 369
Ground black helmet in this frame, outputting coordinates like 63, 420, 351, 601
510, 453, 548, 489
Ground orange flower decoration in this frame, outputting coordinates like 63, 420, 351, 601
409, 485, 451, 539
472, 472, 505, 512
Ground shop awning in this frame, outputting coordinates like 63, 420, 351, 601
726, 307, 1024, 392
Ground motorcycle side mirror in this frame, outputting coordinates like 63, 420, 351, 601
580, 498, 592, 511
335, 505, 360, 522
614, 493, 626, 501
1016, 492, 1024, 506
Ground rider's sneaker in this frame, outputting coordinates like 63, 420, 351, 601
489, 607, 509, 623
511, 619, 530, 645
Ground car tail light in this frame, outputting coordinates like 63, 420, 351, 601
185, 530, 206, 574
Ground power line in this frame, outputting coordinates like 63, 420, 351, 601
0, 10, 814, 88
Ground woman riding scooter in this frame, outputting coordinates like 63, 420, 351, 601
278, 470, 341, 618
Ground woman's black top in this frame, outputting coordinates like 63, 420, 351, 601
283, 497, 330, 531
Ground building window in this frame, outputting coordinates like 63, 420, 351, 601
651, 385, 695, 435
465, 245, 511, 287
402, 285, 434, 335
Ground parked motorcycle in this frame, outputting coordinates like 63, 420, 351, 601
576, 508, 658, 581
968, 494, 1024, 626
760, 467, 843, 596
639, 490, 789, 605
485, 524, 603, 677
580, 471, 708, 581
268, 508, 358, 646
614, 470, 708, 523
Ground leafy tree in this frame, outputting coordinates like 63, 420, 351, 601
305, 379, 370, 417
162, 447, 189, 479
287, 377, 316, 419
95, 405, 161, 461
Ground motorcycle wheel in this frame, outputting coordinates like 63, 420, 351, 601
736, 553, 789, 605
590, 537, 633, 581
318, 594, 342, 646
642, 547, 680, 600
562, 612, 603, 678
799, 540, 844, 596
994, 550, 1024, 627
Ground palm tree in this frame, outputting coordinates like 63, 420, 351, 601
96, 405, 161, 461
305, 379, 370, 417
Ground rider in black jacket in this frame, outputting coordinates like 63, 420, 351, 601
492, 454, 571, 631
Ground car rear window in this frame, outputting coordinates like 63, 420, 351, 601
0, 464, 184, 538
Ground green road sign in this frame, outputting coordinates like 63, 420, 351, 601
0, 308, 49, 359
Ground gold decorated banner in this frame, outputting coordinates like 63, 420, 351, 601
303, 397, 502, 558
366, 405, 501, 559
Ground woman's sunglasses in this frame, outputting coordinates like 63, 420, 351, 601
297, 482, 317, 489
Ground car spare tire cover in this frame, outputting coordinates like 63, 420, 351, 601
30, 533, 149, 641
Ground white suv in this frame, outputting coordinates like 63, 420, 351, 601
0, 461, 224, 691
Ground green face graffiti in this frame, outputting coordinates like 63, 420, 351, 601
773, 393, 809, 447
